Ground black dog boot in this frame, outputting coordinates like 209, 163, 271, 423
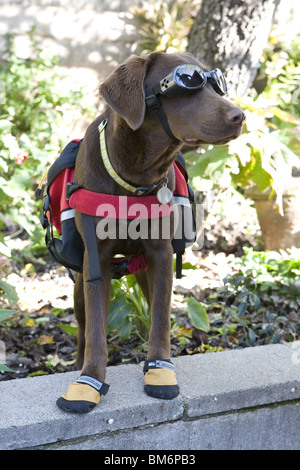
143, 359, 179, 399
56, 375, 109, 413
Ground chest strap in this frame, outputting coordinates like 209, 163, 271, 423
68, 189, 171, 219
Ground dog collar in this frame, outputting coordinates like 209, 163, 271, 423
98, 119, 161, 196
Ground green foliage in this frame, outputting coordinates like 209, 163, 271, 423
185, 36, 300, 213
108, 275, 150, 343
0, 308, 18, 323
186, 296, 210, 332
185, 95, 299, 209
0, 30, 96, 367
209, 247, 300, 347
131, 6, 300, 213
0, 251, 18, 317
0, 363, 14, 373
258, 34, 300, 119
0, 280, 18, 306
0, 248, 18, 374
0, 29, 94, 245
57, 323, 78, 337
130, 0, 198, 54
0, 295, 18, 373
1, 20, 299, 369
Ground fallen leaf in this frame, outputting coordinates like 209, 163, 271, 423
37, 335, 54, 345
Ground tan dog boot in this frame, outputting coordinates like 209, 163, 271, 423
143, 359, 179, 399
56, 375, 109, 413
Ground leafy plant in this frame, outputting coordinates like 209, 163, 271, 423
0, 29, 94, 246
0, 29, 96, 372
0, 306, 17, 373
0, 251, 18, 314
257, 33, 300, 120
185, 35, 300, 215
108, 275, 150, 343
185, 91, 300, 214
208, 246, 300, 347
186, 296, 210, 332
130, 0, 198, 54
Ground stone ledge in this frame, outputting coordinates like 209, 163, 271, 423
0, 342, 299, 450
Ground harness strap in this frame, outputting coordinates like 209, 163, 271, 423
176, 252, 183, 280
69, 189, 171, 219
81, 213, 103, 285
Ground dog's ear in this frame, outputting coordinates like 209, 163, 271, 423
99, 55, 148, 131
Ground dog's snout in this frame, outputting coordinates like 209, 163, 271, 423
226, 108, 245, 124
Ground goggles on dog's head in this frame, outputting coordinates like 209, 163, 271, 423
145, 64, 227, 140
147, 64, 227, 99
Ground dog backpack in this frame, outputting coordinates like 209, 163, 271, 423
36, 141, 196, 280
36, 139, 84, 275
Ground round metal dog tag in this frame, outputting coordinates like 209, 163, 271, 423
157, 185, 173, 204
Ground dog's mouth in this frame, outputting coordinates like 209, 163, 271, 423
183, 129, 243, 147
183, 138, 205, 146
183, 136, 235, 146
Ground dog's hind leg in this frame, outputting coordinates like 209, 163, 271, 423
134, 270, 151, 308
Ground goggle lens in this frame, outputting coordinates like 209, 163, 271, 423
210, 68, 228, 95
175, 65, 205, 89
159, 64, 227, 96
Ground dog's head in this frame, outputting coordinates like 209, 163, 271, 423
99, 51, 245, 146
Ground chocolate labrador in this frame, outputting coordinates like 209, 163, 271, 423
56, 51, 245, 413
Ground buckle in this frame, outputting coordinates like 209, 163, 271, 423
145, 91, 160, 109
66, 182, 80, 200
134, 182, 158, 195
41, 210, 48, 229
110, 258, 130, 278
41, 195, 50, 228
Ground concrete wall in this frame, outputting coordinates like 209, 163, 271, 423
1, 342, 299, 450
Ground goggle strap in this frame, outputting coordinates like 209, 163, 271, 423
145, 87, 177, 141
155, 105, 177, 141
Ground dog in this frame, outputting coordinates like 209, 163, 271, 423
56, 51, 245, 413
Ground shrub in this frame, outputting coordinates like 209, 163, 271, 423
209, 247, 300, 347
0, 29, 94, 247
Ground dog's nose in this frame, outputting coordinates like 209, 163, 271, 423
226, 108, 245, 124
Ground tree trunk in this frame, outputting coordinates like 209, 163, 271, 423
187, 0, 280, 97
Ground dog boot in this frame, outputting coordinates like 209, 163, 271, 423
143, 359, 179, 399
56, 375, 109, 413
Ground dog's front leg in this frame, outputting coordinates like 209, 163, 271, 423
56, 253, 111, 413
143, 243, 179, 400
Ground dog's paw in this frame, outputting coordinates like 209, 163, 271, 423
143, 359, 179, 400
56, 376, 109, 413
